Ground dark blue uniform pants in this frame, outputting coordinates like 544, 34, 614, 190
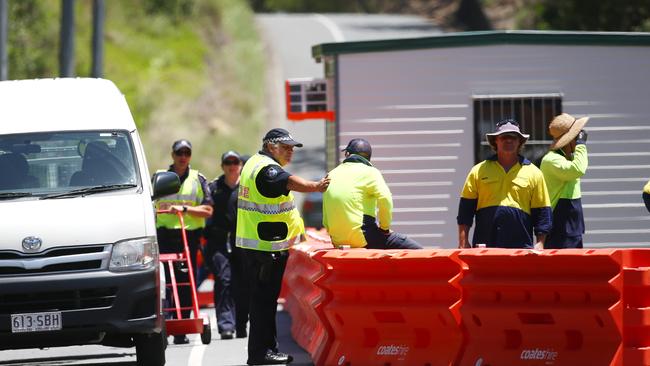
362, 215, 423, 249
208, 237, 249, 335
242, 248, 288, 361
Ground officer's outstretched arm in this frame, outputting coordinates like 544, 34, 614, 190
287, 174, 330, 193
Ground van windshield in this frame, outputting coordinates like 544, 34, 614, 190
0, 131, 138, 196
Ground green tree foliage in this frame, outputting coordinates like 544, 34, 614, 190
143, 0, 196, 21
529, 0, 650, 31
8, 1, 58, 79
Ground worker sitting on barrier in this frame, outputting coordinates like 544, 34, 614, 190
457, 119, 552, 249
322, 138, 422, 249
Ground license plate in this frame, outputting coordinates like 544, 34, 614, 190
11, 311, 62, 333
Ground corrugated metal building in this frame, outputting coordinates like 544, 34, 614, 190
312, 30, 650, 248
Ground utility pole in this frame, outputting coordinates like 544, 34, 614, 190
91, 0, 104, 78
0, 0, 7, 80
60, 0, 75, 77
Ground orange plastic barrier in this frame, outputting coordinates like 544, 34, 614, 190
313, 249, 464, 366
284, 242, 334, 366
457, 248, 650, 366
619, 249, 650, 366
279, 227, 333, 304
283, 247, 650, 366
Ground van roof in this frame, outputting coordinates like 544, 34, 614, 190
0, 78, 137, 135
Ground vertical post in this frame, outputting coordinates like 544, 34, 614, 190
0, 0, 8, 80
59, 0, 75, 77
91, 0, 104, 78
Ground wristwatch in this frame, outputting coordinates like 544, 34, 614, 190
182, 206, 188, 213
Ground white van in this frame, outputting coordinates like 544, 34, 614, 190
0, 78, 179, 366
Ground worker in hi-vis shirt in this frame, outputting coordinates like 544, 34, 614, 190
643, 181, 650, 212
323, 138, 421, 249
540, 113, 589, 248
457, 119, 552, 249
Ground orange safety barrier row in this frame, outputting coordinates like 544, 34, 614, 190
621, 250, 650, 366
283, 242, 334, 366
283, 247, 650, 366
313, 249, 465, 366
459, 248, 628, 366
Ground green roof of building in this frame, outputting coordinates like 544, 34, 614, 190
312, 30, 650, 61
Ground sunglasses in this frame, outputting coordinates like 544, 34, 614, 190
496, 119, 519, 127
174, 150, 191, 157
223, 160, 240, 166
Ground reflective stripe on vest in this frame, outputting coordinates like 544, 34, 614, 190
235, 153, 304, 252
236, 234, 301, 251
155, 169, 206, 230
238, 200, 296, 215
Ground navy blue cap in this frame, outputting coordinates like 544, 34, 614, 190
342, 138, 372, 160
172, 139, 192, 152
221, 150, 241, 163
262, 128, 303, 147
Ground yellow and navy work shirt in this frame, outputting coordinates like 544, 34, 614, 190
540, 144, 588, 244
235, 152, 304, 252
155, 167, 212, 230
323, 155, 392, 248
457, 155, 552, 248
643, 181, 650, 212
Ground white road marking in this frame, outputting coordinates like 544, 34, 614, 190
313, 14, 345, 42
186, 310, 217, 366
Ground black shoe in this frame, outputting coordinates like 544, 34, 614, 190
173, 335, 189, 345
220, 330, 234, 340
247, 350, 293, 365
236, 329, 247, 338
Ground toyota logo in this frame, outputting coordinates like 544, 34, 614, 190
22, 236, 42, 252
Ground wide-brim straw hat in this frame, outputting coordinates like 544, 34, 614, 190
486, 119, 530, 149
548, 113, 589, 150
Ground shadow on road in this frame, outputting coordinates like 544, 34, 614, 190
277, 310, 315, 366
0, 352, 135, 365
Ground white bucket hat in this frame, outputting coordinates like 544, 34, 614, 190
486, 119, 530, 149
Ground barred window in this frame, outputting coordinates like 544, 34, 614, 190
473, 94, 562, 165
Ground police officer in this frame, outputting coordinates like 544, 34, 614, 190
155, 139, 213, 345
323, 138, 422, 249
237, 128, 329, 365
204, 150, 249, 339
540, 113, 590, 248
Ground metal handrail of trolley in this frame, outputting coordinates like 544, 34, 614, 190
157, 209, 211, 344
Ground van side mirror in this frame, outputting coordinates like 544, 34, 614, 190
152, 171, 180, 200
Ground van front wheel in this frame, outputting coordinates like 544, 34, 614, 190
135, 331, 166, 366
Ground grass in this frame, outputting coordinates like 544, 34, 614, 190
59, 0, 266, 178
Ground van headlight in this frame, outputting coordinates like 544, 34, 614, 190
109, 237, 158, 272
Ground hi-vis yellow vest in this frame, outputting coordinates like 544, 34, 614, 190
235, 153, 304, 251
155, 169, 206, 230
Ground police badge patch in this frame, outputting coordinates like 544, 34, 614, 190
266, 166, 278, 179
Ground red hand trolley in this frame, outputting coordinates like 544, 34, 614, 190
157, 210, 212, 345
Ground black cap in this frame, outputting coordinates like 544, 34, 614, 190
221, 150, 241, 163
172, 139, 192, 152
341, 138, 372, 160
262, 128, 303, 147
